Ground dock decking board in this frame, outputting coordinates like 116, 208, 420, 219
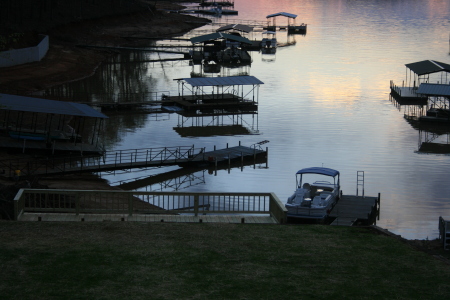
1, 145, 266, 178
330, 195, 379, 226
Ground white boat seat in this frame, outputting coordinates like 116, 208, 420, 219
312, 196, 322, 206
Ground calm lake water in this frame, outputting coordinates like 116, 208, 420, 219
47, 0, 450, 240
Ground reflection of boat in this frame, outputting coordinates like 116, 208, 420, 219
261, 31, 277, 48
285, 167, 340, 219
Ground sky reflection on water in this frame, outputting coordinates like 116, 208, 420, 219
48, 0, 450, 239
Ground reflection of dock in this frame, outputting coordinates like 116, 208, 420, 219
116, 155, 267, 191
329, 194, 380, 226
173, 125, 253, 137
163, 93, 257, 112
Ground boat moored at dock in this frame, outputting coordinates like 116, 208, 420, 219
285, 167, 340, 220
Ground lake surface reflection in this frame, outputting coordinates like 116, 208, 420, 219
47, 0, 450, 239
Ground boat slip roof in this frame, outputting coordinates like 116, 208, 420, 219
190, 32, 252, 45
296, 167, 340, 177
176, 76, 264, 87
416, 83, 450, 97
266, 12, 297, 19
0, 94, 108, 118
405, 60, 450, 76
216, 24, 254, 33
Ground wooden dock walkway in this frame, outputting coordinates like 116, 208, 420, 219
329, 194, 380, 226
389, 80, 427, 102
18, 212, 277, 224
0, 144, 267, 178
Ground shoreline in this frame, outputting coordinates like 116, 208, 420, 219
0, 6, 210, 189
0, 7, 210, 94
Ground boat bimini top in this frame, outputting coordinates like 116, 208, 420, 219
295, 167, 340, 188
296, 167, 339, 177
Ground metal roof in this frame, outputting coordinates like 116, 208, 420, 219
405, 60, 450, 76
0, 94, 108, 118
190, 32, 252, 45
266, 12, 297, 19
178, 76, 264, 87
216, 24, 254, 33
416, 83, 450, 97
296, 167, 340, 177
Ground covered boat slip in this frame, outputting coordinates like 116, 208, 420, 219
390, 60, 450, 101
163, 76, 263, 112
265, 12, 307, 33
417, 84, 450, 123
0, 94, 107, 154
190, 32, 253, 65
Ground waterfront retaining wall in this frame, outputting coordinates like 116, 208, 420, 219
0, 34, 49, 68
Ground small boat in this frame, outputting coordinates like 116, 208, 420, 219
419, 107, 450, 123
285, 167, 340, 219
8, 131, 46, 141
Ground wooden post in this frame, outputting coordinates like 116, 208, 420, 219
75, 192, 80, 216
194, 194, 199, 217
128, 193, 133, 216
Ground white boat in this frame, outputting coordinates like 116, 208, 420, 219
285, 167, 340, 219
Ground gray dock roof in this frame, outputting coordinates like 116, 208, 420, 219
405, 60, 450, 76
216, 24, 254, 33
177, 76, 264, 87
0, 93, 108, 118
190, 32, 252, 45
416, 83, 450, 97
266, 12, 297, 19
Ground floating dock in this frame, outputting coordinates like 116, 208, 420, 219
390, 81, 427, 103
329, 194, 380, 226
162, 93, 257, 112
0, 144, 267, 178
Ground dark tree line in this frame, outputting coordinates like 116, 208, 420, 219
0, 0, 148, 32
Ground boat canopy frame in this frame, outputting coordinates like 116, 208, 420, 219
404, 60, 450, 88
266, 12, 298, 29
295, 167, 340, 189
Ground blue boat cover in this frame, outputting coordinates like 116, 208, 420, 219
296, 167, 339, 177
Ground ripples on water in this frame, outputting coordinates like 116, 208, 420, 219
49, 0, 450, 239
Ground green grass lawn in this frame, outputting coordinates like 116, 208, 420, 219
0, 222, 449, 299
